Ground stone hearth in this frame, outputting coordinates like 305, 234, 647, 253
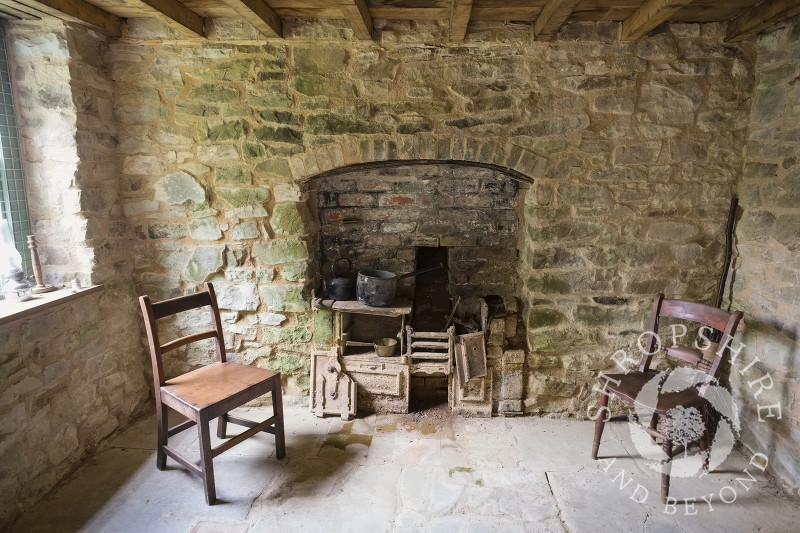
307, 162, 528, 417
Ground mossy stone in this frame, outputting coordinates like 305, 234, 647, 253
252, 238, 309, 265
293, 47, 348, 73
526, 274, 572, 294
305, 114, 384, 135
259, 284, 310, 312
282, 264, 308, 282
268, 353, 306, 374
262, 326, 312, 344
176, 102, 219, 117
271, 203, 306, 235
255, 159, 293, 179
217, 188, 270, 208
194, 59, 253, 81
292, 76, 357, 98
259, 110, 298, 124
313, 308, 334, 348
148, 223, 187, 239
528, 309, 566, 329
244, 141, 267, 158
216, 166, 252, 185
203, 120, 244, 141
253, 125, 303, 144
188, 83, 239, 103
374, 100, 453, 115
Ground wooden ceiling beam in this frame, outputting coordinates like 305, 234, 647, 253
136, 0, 204, 37
449, 0, 473, 42
221, 0, 282, 38
726, 0, 800, 42
339, 0, 373, 40
10, 0, 122, 35
533, 0, 581, 41
0, 1, 42, 20
620, 0, 694, 41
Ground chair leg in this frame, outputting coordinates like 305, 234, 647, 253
272, 379, 286, 460
661, 421, 672, 504
156, 403, 168, 470
198, 415, 216, 505
216, 413, 228, 439
592, 390, 609, 460
649, 412, 660, 443
699, 406, 709, 471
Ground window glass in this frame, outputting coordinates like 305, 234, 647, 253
0, 23, 32, 274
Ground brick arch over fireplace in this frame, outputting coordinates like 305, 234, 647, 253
278, 135, 546, 184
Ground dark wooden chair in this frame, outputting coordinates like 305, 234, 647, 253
591, 293, 743, 503
139, 282, 286, 504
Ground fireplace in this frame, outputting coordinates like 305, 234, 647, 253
308, 161, 529, 417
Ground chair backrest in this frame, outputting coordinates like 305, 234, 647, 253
639, 293, 743, 394
139, 282, 226, 387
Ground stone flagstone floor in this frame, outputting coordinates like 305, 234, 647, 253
10, 403, 800, 533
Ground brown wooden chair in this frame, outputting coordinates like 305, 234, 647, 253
139, 282, 286, 504
591, 293, 743, 503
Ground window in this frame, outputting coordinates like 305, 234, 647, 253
0, 23, 32, 274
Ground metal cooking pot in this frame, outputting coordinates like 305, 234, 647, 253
356, 264, 443, 307
324, 258, 355, 300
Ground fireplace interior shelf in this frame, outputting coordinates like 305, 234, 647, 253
313, 298, 413, 359
314, 299, 413, 317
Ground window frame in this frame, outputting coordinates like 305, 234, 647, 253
0, 22, 32, 275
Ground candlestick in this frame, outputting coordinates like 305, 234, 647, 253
27, 235, 56, 294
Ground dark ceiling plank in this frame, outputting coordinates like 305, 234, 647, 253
339, 0, 373, 40
533, 0, 581, 40
221, 0, 282, 38
0, 1, 42, 19
449, 0, 473, 41
471, 7, 541, 21
368, 7, 450, 20
12, 0, 121, 35
620, 0, 695, 41
726, 0, 800, 42
136, 0, 205, 37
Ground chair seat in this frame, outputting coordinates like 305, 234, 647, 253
602, 371, 708, 414
162, 362, 279, 415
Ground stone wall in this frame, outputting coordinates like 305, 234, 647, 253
731, 15, 800, 498
111, 19, 751, 408
0, 21, 150, 528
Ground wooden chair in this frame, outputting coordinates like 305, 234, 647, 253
591, 293, 743, 503
139, 282, 286, 504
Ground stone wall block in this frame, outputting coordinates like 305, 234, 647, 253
613, 142, 662, 165
252, 238, 309, 265
435, 137, 452, 160
260, 284, 311, 312
501, 358, 524, 400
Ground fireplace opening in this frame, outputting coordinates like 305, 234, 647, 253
411, 246, 449, 331
409, 376, 449, 412
309, 161, 531, 418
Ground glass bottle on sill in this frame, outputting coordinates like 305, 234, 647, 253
1, 218, 23, 301
3, 267, 33, 302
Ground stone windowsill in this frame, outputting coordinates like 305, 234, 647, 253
0, 285, 103, 326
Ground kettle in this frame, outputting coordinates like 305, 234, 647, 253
324, 258, 355, 300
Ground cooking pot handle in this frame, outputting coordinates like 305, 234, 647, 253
332, 257, 352, 277
397, 263, 444, 280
